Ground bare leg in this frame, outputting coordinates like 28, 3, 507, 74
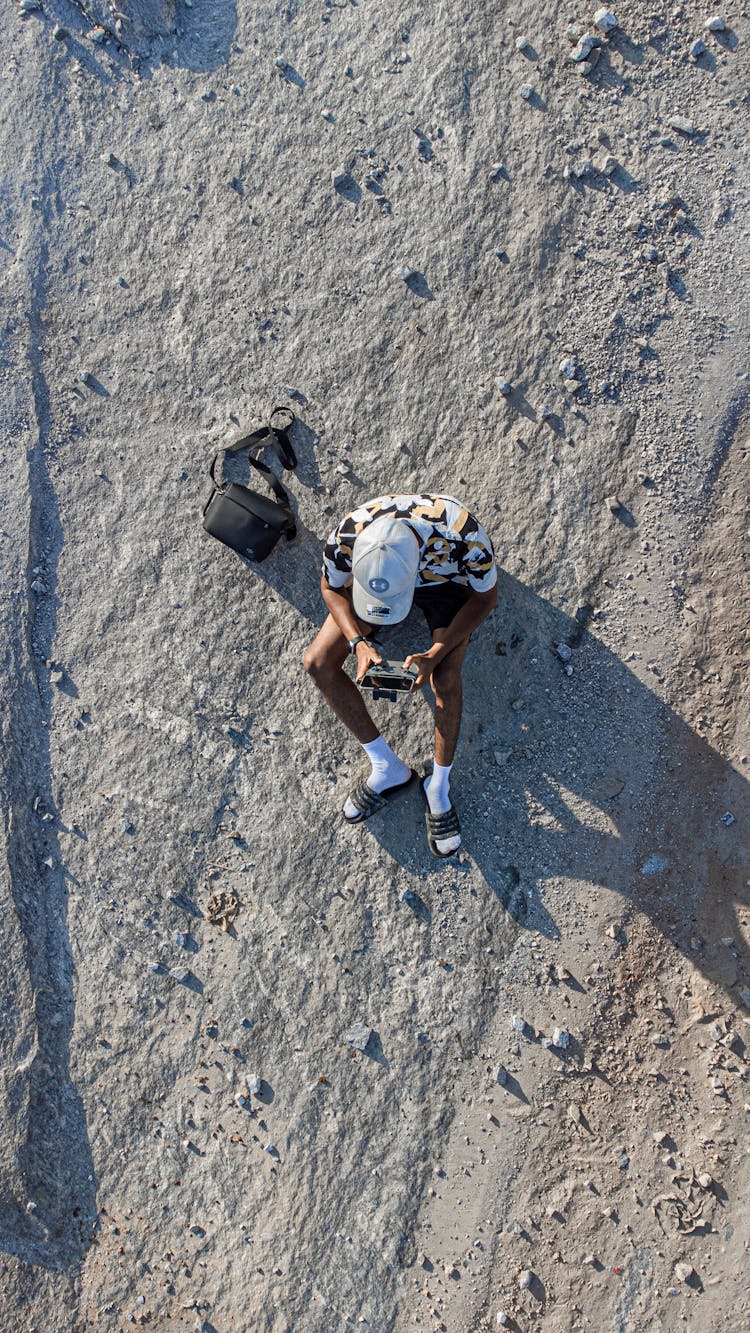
424, 629, 469, 854
303, 614, 379, 743
304, 616, 413, 817
431, 631, 469, 766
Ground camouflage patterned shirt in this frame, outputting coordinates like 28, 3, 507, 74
322, 493, 496, 592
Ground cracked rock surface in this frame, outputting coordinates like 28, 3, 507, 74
1, 1, 748, 1329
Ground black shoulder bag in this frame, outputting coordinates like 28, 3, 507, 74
202, 407, 297, 564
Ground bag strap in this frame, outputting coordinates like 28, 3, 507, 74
209, 406, 297, 487
208, 407, 297, 541
226, 406, 297, 469
267, 405, 297, 468
246, 454, 295, 520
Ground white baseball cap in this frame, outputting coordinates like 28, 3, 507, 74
351, 516, 420, 625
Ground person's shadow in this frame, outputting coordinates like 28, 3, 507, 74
235, 480, 748, 993
368, 570, 748, 986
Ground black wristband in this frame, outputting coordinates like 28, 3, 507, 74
348, 635, 369, 654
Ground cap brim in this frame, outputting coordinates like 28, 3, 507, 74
352, 581, 414, 626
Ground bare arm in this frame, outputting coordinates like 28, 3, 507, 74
321, 578, 382, 680
321, 578, 364, 642
404, 584, 498, 685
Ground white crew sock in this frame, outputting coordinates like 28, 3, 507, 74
424, 761, 452, 814
343, 736, 411, 819
424, 762, 461, 854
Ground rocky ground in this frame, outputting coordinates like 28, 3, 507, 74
0, 1, 748, 1330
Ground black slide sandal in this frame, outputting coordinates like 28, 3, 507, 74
420, 776, 461, 857
344, 769, 417, 824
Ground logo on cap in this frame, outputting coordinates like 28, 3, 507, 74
368, 577, 390, 593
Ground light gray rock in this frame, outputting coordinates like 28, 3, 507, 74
641, 852, 670, 876
668, 115, 696, 137
572, 156, 596, 178
675, 1261, 697, 1283
569, 34, 598, 62
345, 1023, 373, 1052
593, 9, 618, 34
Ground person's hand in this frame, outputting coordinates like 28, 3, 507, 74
403, 647, 439, 690
354, 639, 383, 683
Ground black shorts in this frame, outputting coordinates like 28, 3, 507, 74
412, 583, 473, 635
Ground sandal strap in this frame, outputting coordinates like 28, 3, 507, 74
426, 806, 461, 837
350, 779, 386, 817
